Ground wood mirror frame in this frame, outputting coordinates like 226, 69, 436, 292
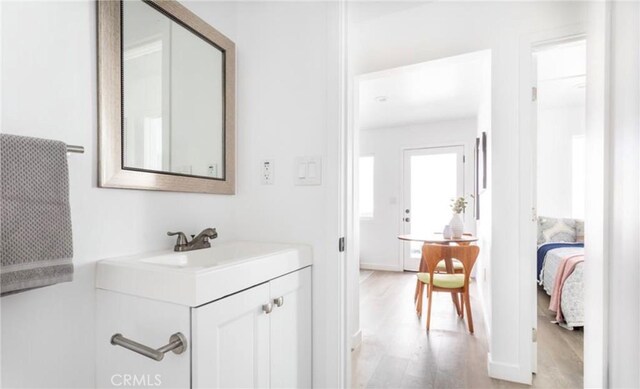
97, 0, 236, 194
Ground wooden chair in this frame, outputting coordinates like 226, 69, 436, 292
415, 244, 480, 333
412, 234, 474, 306
413, 252, 464, 308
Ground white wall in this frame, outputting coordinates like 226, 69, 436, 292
537, 104, 586, 219
358, 118, 477, 271
350, 1, 586, 383
475, 91, 492, 336
223, 3, 344, 385
607, 2, 640, 387
0, 1, 342, 388
583, 2, 609, 386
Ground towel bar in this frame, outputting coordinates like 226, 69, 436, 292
66, 145, 84, 153
110, 332, 187, 361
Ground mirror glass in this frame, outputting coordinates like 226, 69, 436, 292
122, 1, 225, 179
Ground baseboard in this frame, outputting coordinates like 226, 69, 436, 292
487, 353, 531, 384
359, 262, 402, 272
351, 329, 362, 351
481, 308, 491, 349
474, 277, 492, 341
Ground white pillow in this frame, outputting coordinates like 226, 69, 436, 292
538, 217, 577, 244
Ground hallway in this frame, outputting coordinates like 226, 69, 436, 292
352, 271, 582, 388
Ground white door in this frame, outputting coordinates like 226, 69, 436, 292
192, 283, 271, 388
270, 267, 312, 388
402, 146, 464, 271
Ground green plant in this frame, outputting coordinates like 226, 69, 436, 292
451, 195, 473, 214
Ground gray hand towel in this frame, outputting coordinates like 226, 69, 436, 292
1, 134, 74, 295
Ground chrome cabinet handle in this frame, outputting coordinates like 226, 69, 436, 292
262, 303, 274, 314
111, 332, 187, 362
273, 296, 284, 307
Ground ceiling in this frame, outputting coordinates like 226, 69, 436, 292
358, 50, 490, 131
348, 1, 430, 24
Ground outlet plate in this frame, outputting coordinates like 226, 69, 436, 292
262, 159, 274, 185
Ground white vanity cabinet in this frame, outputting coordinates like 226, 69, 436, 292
268, 268, 312, 388
96, 241, 312, 389
192, 267, 311, 388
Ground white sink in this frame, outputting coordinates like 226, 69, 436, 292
96, 241, 312, 306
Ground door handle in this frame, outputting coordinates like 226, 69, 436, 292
405, 209, 410, 214
262, 303, 274, 314
404, 217, 411, 222
273, 296, 284, 307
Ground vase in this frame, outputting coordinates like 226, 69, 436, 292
443, 225, 453, 239
449, 213, 464, 239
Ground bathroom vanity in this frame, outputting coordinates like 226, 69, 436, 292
95, 241, 312, 388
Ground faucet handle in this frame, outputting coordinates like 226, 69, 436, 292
167, 231, 188, 246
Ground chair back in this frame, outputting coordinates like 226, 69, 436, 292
422, 244, 480, 289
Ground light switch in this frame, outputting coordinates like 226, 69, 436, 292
297, 162, 307, 179
294, 156, 322, 186
307, 162, 317, 178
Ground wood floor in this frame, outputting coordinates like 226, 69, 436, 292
535, 287, 583, 388
351, 271, 584, 388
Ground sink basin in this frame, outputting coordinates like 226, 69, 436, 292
139, 253, 189, 267
96, 241, 312, 306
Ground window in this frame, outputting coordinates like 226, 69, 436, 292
359, 156, 374, 219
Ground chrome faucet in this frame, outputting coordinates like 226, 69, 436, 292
167, 228, 218, 252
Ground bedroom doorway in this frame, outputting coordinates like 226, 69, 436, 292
531, 38, 586, 386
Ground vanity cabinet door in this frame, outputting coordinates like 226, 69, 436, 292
269, 267, 312, 388
192, 283, 270, 388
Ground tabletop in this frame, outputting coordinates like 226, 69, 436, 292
397, 233, 478, 245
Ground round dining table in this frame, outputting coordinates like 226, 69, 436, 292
397, 233, 478, 273
397, 233, 478, 246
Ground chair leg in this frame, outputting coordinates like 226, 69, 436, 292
464, 291, 474, 334
450, 292, 461, 316
416, 283, 424, 317
426, 285, 433, 331
414, 279, 420, 304
459, 293, 465, 319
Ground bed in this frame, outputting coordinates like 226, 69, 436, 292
537, 217, 585, 329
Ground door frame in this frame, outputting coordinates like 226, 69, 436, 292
527, 34, 587, 376
400, 144, 465, 271
340, 5, 610, 388
518, 21, 609, 387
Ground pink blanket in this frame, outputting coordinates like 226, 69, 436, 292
548, 254, 585, 322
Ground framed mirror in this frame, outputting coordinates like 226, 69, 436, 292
98, 0, 235, 194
